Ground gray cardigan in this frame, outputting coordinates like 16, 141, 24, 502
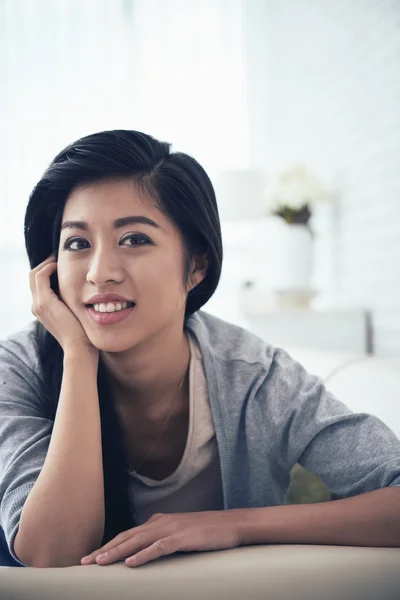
1, 311, 400, 565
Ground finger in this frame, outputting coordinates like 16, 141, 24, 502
31, 254, 56, 275
81, 517, 172, 565
126, 535, 183, 568
80, 533, 130, 564
95, 531, 154, 565
82, 515, 171, 564
35, 261, 58, 295
29, 254, 56, 283
83, 530, 144, 565
81, 528, 137, 564
29, 256, 56, 302
32, 262, 58, 316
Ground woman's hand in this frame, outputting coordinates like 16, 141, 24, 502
80, 510, 247, 568
29, 254, 95, 354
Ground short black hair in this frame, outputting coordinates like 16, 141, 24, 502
25, 129, 223, 317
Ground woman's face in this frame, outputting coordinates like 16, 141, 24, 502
57, 178, 203, 352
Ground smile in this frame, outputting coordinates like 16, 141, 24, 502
87, 303, 136, 325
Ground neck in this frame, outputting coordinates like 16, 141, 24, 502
100, 320, 191, 419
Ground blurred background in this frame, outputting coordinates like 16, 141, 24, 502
1, 0, 400, 356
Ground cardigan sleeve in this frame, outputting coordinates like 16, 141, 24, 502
0, 326, 53, 565
263, 347, 400, 498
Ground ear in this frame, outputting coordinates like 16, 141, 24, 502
188, 254, 208, 291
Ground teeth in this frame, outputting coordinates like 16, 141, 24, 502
93, 301, 130, 313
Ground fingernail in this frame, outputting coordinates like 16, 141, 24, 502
97, 552, 108, 560
81, 556, 92, 563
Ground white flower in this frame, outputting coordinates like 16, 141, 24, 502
266, 164, 330, 212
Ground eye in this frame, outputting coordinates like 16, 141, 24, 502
120, 233, 151, 248
63, 238, 90, 252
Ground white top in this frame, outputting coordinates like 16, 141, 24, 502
128, 333, 224, 524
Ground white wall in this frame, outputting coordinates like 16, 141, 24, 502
243, 0, 400, 356
2, 1, 400, 356
0, 0, 248, 341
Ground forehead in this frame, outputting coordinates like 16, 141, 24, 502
62, 179, 165, 225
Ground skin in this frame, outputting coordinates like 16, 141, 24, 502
56, 178, 205, 415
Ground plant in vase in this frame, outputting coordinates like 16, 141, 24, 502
264, 164, 331, 296
266, 163, 330, 234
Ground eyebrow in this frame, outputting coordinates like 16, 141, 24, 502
60, 216, 161, 232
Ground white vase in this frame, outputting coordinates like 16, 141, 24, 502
267, 220, 314, 291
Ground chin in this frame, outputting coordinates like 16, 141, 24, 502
86, 330, 139, 354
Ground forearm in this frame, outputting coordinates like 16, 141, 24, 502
240, 488, 400, 548
15, 348, 105, 568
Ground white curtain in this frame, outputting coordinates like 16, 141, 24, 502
0, 0, 250, 338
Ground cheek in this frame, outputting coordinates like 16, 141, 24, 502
135, 253, 187, 299
57, 260, 83, 303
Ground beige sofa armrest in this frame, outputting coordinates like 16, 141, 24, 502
2, 545, 400, 600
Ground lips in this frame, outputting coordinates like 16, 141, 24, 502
87, 303, 135, 326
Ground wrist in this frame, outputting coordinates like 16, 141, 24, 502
236, 507, 272, 546
63, 344, 99, 367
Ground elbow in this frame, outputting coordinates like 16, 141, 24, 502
14, 545, 81, 568
16, 549, 84, 569
26, 553, 82, 568
14, 530, 91, 568
22, 556, 80, 568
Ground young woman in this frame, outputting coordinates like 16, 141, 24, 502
1, 130, 400, 569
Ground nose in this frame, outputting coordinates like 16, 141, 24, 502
86, 247, 124, 286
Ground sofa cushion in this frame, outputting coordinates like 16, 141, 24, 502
286, 463, 332, 504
